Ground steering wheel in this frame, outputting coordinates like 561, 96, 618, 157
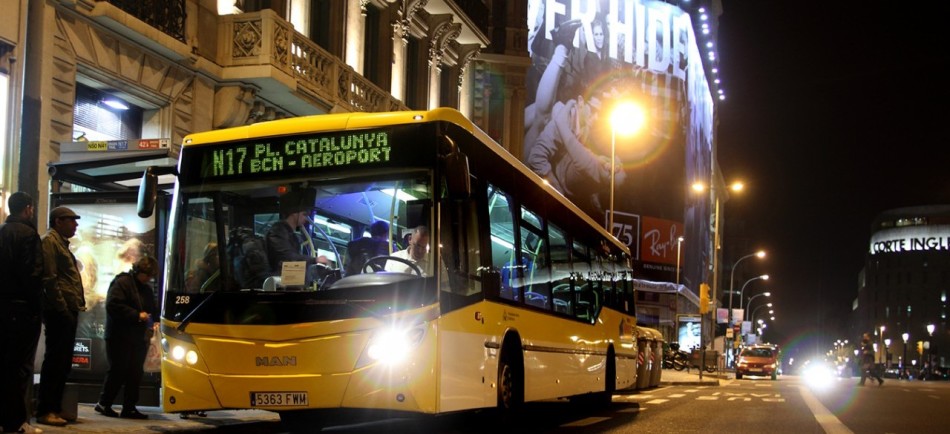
362, 256, 423, 276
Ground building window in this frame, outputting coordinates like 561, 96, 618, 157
405, 37, 428, 109
73, 84, 143, 141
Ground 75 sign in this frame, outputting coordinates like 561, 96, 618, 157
606, 211, 640, 260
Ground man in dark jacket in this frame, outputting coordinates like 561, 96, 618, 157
37, 206, 84, 427
0, 192, 44, 433
266, 189, 317, 276
94, 256, 159, 419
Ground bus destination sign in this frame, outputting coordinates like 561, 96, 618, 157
206, 130, 391, 177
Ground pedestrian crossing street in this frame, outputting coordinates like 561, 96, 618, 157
615, 382, 788, 407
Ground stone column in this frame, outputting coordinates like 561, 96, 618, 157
345, 0, 367, 73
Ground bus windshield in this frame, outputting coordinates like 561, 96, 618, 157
169, 168, 434, 296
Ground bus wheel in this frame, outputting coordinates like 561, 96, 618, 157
497, 343, 524, 412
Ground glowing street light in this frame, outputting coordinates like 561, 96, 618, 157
737, 273, 768, 318
745, 293, 771, 321
725, 250, 765, 329
607, 102, 646, 232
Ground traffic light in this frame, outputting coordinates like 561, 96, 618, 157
699, 283, 710, 314
917, 341, 924, 355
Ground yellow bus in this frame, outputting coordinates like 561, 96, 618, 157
138, 108, 639, 427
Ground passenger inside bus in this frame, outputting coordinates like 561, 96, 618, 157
185, 242, 220, 292
344, 220, 390, 276
385, 225, 430, 275
266, 189, 318, 280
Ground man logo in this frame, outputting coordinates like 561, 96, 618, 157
256, 356, 297, 367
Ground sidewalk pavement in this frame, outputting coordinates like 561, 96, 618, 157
26, 404, 280, 433
658, 367, 730, 386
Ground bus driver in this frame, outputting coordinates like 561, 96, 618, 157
385, 226, 429, 276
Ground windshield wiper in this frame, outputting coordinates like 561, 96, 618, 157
177, 291, 217, 333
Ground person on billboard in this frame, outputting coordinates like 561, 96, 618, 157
527, 93, 625, 220
578, 14, 613, 85
0, 192, 44, 434
37, 206, 85, 427
94, 256, 159, 419
525, 18, 583, 158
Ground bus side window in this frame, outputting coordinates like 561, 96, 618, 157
520, 206, 550, 310
572, 241, 592, 321
549, 225, 571, 315
487, 186, 519, 302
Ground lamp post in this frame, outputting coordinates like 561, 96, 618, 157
728, 251, 766, 326
902, 332, 909, 379
607, 102, 645, 232
884, 338, 891, 371
879, 325, 886, 371
737, 274, 768, 319
745, 292, 771, 321
676, 236, 684, 285
750, 305, 773, 324
927, 323, 935, 379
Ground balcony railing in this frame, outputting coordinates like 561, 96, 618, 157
220, 10, 407, 113
97, 0, 186, 43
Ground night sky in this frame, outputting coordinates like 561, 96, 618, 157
715, 1, 950, 355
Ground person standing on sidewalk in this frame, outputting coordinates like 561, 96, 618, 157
94, 256, 158, 420
0, 193, 45, 434
36, 207, 85, 427
858, 332, 884, 386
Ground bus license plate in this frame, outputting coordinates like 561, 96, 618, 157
250, 391, 309, 407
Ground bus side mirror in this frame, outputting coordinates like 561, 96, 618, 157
438, 136, 471, 199
137, 166, 158, 218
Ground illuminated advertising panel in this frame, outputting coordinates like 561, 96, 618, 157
525, 0, 713, 287
36, 198, 161, 379
640, 215, 683, 265
677, 313, 702, 350
869, 225, 950, 254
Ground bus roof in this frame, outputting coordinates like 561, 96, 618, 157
182, 108, 630, 257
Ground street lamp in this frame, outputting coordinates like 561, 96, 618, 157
879, 325, 886, 370
691, 179, 743, 379
902, 332, 909, 378
750, 304, 773, 324
926, 323, 935, 379
884, 338, 891, 370
745, 292, 771, 321
607, 102, 646, 231
737, 274, 768, 320
676, 236, 684, 285
690, 180, 745, 306
727, 251, 766, 326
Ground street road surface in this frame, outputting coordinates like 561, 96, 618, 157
50, 375, 946, 433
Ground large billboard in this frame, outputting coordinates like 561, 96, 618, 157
525, 0, 714, 287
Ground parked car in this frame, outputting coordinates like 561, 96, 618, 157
735, 345, 780, 380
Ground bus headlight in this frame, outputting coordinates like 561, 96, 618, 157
171, 345, 200, 365
361, 325, 426, 366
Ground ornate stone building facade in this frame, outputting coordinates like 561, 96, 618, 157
2, 0, 531, 227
